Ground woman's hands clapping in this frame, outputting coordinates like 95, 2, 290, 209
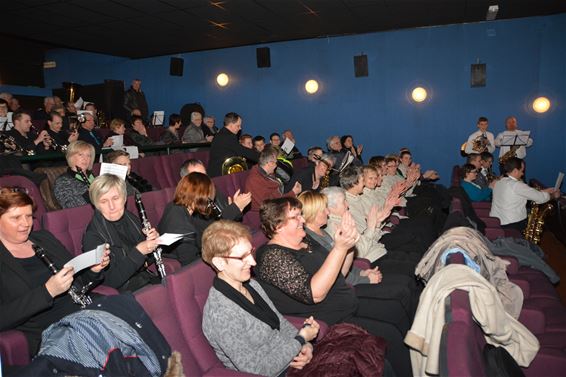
334, 211, 360, 251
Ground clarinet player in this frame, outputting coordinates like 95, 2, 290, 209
82, 174, 161, 291
0, 188, 110, 356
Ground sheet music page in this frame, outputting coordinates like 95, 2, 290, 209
74, 97, 84, 110
123, 146, 139, 159
100, 162, 128, 180
555, 172, 564, 191
64, 244, 105, 274
110, 135, 124, 148
157, 233, 191, 246
152, 111, 165, 126
281, 138, 295, 154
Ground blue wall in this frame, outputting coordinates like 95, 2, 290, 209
13, 14, 566, 186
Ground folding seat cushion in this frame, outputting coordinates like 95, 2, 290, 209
0, 330, 30, 366
42, 204, 94, 256
0, 175, 46, 230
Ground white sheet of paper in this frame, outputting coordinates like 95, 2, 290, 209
157, 233, 189, 246
152, 111, 165, 126
500, 130, 530, 146
122, 146, 139, 159
77, 110, 93, 116
554, 172, 564, 191
64, 244, 105, 275
74, 97, 84, 110
110, 135, 123, 148
281, 138, 295, 154
100, 162, 128, 180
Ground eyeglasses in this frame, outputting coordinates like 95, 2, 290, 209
223, 247, 256, 261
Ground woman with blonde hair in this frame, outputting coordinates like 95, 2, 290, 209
53, 140, 96, 208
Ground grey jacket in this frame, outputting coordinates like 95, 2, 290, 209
182, 123, 206, 143
202, 279, 301, 377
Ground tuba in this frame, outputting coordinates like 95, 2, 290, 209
222, 156, 248, 175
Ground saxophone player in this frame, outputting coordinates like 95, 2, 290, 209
494, 116, 533, 162
464, 116, 495, 154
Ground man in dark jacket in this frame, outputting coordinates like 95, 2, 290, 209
207, 112, 259, 177
123, 79, 148, 120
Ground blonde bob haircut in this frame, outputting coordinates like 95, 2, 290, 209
298, 191, 327, 224
89, 174, 127, 210
201, 220, 252, 271
65, 140, 95, 170
109, 118, 126, 132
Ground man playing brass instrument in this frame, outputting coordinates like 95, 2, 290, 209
464, 116, 495, 154
495, 116, 533, 161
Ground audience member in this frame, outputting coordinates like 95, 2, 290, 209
239, 133, 253, 149
161, 113, 182, 144
201, 220, 319, 376
286, 153, 333, 193
77, 112, 113, 153
281, 129, 302, 159
245, 146, 301, 214
123, 79, 149, 120
83, 174, 160, 291
0, 188, 109, 355
461, 163, 493, 202
269, 132, 280, 147
341, 135, 363, 163
46, 111, 78, 150
0, 99, 13, 131
208, 112, 259, 177
306, 146, 323, 164
33, 96, 55, 120
202, 115, 218, 138
126, 115, 154, 147
105, 150, 152, 194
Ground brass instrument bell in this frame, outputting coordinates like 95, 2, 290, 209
221, 156, 248, 175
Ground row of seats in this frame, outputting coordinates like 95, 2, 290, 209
448, 207, 566, 376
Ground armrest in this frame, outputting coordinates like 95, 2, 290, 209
0, 330, 31, 366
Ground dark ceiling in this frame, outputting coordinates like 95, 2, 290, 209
2, 0, 565, 59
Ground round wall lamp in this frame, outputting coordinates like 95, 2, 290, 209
305, 79, 319, 94
411, 87, 427, 103
532, 96, 551, 113
216, 73, 229, 87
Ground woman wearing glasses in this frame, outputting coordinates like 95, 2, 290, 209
82, 174, 160, 291
159, 172, 222, 266
461, 163, 494, 202
202, 220, 320, 376
0, 187, 109, 355
254, 197, 411, 376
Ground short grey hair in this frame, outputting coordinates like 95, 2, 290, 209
259, 145, 278, 166
190, 112, 202, 121
339, 166, 363, 190
326, 136, 339, 149
321, 187, 346, 209
89, 174, 127, 209
319, 153, 335, 167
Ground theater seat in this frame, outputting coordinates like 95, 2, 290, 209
0, 330, 30, 367
0, 175, 46, 230
42, 204, 94, 256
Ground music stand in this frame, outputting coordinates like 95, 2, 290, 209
500, 131, 530, 149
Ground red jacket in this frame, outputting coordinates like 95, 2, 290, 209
245, 165, 295, 212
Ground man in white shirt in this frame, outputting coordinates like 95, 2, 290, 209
465, 116, 495, 155
490, 157, 559, 231
494, 116, 533, 161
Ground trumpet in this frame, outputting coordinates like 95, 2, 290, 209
32, 244, 93, 308
0, 133, 34, 155
134, 192, 167, 281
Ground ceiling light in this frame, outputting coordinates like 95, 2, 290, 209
216, 73, 229, 87
411, 87, 427, 103
305, 79, 319, 94
532, 97, 550, 113
486, 5, 499, 21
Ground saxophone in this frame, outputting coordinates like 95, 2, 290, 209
499, 145, 520, 165
523, 183, 554, 245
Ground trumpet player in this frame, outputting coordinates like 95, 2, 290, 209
6, 110, 52, 154
464, 116, 495, 154
46, 112, 78, 151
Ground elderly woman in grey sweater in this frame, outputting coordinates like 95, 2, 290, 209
201, 220, 320, 377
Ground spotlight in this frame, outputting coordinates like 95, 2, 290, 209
532, 97, 550, 113
216, 73, 229, 87
411, 87, 427, 103
305, 79, 319, 94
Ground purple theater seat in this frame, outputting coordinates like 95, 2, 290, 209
147, 127, 166, 142
251, 230, 268, 250
189, 150, 210, 168
231, 170, 250, 196
0, 175, 46, 230
471, 201, 491, 210
0, 330, 31, 367
134, 155, 166, 189
42, 204, 94, 256
243, 211, 261, 231
353, 258, 371, 270
292, 157, 309, 170
139, 189, 174, 226
212, 174, 238, 198
450, 165, 463, 188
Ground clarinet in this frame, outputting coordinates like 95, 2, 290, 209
207, 198, 222, 219
134, 192, 167, 281
32, 244, 93, 308
76, 166, 91, 186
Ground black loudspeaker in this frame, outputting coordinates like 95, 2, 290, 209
471, 63, 486, 87
170, 57, 184, 76
354, 54, 368, 77
256, 47, 271, 68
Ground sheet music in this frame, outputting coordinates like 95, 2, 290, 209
500, 130, 530, 146
74, 97, 84, 110
157, 233, 191, 246
110, 135, 123, 148
152, 111, 165, 126
122, 146, 139, 159
281, 138, 295, 154
64, 244, 105, 274
555, 172, 564, 192
100, 162, 128, 180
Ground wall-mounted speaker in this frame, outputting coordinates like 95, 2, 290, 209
256, 47, 271, 68
170, 57, 184, 76
354, 54, 368, 77
471, 63, 486, 87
